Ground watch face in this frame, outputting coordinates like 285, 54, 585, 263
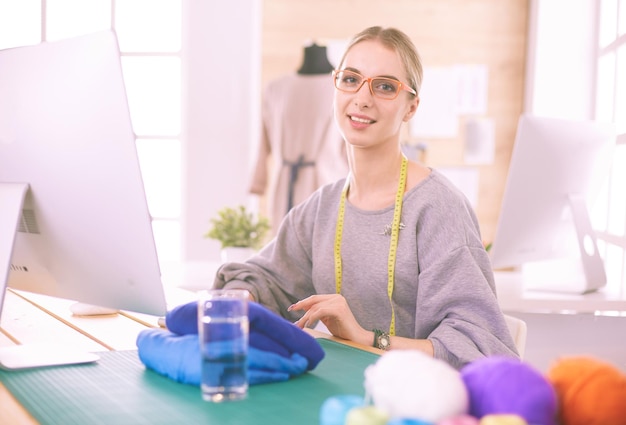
378, 334, 390, 350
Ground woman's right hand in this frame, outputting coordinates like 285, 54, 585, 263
288, 294, 372, 347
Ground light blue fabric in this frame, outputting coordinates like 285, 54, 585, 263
136, 329, 309, 386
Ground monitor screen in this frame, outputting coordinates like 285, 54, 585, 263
0, 31, 167, 318
490, 114, 615, 293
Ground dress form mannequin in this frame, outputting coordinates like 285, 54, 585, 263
250, 42, 348, 234
297, 43, 334, 75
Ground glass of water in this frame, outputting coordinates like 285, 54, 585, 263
198, 289, 249, 402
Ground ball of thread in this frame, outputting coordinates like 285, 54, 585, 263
387, 418, 434, 425
547, 356, 626, 425
438, 414, 480, 425
345, 406, 389, 425
364, 350, 468, 422
460, 356, 557, 425
479, 414, 528, 425
319, 394, 364, 425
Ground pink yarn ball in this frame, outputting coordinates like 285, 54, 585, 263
438, 414, 479, 425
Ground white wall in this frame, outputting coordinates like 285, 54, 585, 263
525, 0, 597, 119
180, 0, 597, 269
181, 0, 262, 264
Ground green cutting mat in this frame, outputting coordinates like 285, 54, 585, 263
0, 339, 379, 425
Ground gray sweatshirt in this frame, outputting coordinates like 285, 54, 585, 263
214, 169, 519, 369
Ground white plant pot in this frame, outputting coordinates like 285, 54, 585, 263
220, 247, 255, 263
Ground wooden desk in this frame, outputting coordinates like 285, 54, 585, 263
0, 288, 380, 425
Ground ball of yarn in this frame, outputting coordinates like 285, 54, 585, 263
461, 356, 557, 425
438, 414, 479, 425
319, 394, 364, 425
363, 350, 468, 422
387, 418, 434, 425
479, 414, 527, 425
345, 406, 389, 425
547, 356, 626, 425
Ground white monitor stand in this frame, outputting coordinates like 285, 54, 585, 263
0, 184, 29, 318
0, 184, 99, 370
517, 195, 607, 295
567, 194, 606, 291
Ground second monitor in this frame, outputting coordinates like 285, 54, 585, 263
490, 114, 615, 294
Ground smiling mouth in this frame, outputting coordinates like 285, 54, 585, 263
350, 115, 375, 124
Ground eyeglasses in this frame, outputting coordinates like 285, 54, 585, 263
333, 69, 417, 100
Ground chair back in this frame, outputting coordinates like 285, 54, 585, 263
503, 314, 527, 359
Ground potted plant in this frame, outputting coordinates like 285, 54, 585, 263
204, 205, 271, 262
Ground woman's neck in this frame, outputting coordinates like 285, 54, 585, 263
346, 151, 406, 210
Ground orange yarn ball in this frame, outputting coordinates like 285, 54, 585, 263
547, 356, 626, 425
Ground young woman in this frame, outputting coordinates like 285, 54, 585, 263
214, 26, 518, 369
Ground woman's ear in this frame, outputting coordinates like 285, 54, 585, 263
403, 97, 419, 122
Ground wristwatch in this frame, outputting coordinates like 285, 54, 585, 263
373, 329, 391, 351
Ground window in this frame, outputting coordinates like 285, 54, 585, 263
0, 0, 182, 266
594, 0, 626, 291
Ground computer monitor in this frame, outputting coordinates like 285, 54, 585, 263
0, 30, 168, 329
490, 114, 615, 294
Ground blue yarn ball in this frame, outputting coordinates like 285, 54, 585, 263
461, 356, 557, 425
387, 418, 434, 425
320, 394, 364, 425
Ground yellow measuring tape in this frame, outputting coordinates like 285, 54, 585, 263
334, 155, 408, 336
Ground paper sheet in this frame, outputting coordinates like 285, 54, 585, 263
410, 64, 490, 140
410, 67, 459, 138
456, 64, 489, 115
464, 117, 496, 164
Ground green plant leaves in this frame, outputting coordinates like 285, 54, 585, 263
204, 205, 270, 249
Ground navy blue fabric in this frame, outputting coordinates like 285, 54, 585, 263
165, 301, 325, 370
136, 329, 309, 386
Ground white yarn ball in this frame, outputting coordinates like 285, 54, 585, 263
364, 350, 468, 422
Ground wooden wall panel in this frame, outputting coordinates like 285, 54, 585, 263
261, 0, 528, 243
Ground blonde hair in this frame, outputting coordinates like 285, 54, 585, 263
337, 26, 423, 95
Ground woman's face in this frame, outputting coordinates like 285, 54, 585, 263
333, 39, 418, 151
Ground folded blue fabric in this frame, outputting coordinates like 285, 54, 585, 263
165, 301, 325, 370
136, 329, 309, 386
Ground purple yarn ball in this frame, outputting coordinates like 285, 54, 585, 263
461, 356, 557, 425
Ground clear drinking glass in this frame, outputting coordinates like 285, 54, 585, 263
198, 289, 249, 402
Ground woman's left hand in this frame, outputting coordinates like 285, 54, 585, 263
288, 294, 371, 346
